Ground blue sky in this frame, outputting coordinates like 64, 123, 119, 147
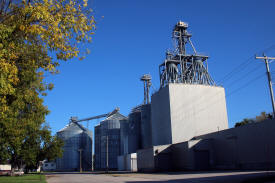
44, 0, 275, 135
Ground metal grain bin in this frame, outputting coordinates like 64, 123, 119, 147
140, 104, 152, 149
120, 119, 129, 155
56, 122, 92, 171
128, 106, 142, 154
94, 112, 127, 170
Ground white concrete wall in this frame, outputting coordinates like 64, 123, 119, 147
118, 153, 138, 171
137, 148, 154, 172
126, 153, 137, 172
167, 119, 275, 170
151, 86, 172, 146
137, 145, 172, 172
151, 84, 228, 146
171, 142, 194, 170
169, 84, 228, 144
196, 119, 275, 170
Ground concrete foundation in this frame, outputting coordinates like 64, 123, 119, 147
151, 83, 228, 146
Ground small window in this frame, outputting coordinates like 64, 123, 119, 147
45, 164, 48, 167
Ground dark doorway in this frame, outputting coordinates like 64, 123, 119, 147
194, 150, 210, 170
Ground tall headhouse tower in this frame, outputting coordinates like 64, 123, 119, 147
151, 21, 228, 146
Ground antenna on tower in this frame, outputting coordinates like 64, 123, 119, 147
140, 74, 152, 104
159, 21, 215, 88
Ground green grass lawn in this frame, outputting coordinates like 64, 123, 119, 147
0, 174, 46, 183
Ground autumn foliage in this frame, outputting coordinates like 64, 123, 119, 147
0, 0, 95, 169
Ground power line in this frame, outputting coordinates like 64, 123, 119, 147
223, 63, 264, 88
150, 46, 275, 127
216, 56, 255, 85
227, 73, 266, 97
216, 45, 275, 85
148, 46, 275, 125
176, 74, 267, 127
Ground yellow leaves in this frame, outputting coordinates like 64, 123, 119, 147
46, 63, 56, 72
0, 0, 95, 99
83, 0, 88, 7
0, 103, 9, 116
0, 60, 18, 95
38, 71, 44, 76
19, 25, 25, 31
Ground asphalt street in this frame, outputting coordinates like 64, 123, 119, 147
46, 171, 275, 183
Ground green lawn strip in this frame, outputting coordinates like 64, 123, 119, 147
0, 174, 46, 183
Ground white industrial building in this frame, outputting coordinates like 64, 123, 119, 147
118, 21, 275, 172
151, 84, 228, 146
137, 118, 275, 171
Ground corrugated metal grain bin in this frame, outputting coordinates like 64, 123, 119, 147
128, 106, 142, 153
56, 122, 92, 171
120, 120, 129, 155
141, 104, 152, 149
94, 111, 127, 170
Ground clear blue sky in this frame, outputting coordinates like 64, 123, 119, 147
44, 0, 275, 135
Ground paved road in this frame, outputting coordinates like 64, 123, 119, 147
46, 171, 275, 183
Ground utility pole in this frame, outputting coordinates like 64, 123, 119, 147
78, 149, 83, 172
256, 54, 275, 118
106, 135, 109, 172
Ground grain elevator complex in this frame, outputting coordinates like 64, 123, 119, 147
55, 22, 275, 172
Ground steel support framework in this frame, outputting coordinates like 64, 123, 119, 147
159, 21, 215, 88
140, 74, 152, 104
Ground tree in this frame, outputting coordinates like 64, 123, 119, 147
0, 0, 95, 170
21, 125, 64, 172
255, 111, 272, 122
234, 111, 272, 127
234, 118, 251, 127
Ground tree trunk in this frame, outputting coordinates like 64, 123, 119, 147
10, 167, 15, 176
